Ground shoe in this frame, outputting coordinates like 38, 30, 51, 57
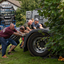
12, 49, 16, 52
2, 55, 8, 58
8, 52, 13, 55
20, 47, 23, 49
8, 52, 11, 55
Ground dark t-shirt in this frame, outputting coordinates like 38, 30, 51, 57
31, 22, 40, 29
23, 22, 32, 29
0, 27, 17, 39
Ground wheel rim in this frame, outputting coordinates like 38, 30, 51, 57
33, 37, 47, 53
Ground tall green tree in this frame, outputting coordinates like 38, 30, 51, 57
15, 8, 26, 26
38, 0, 64, 56
16, 0, 40, 26
20, 0, 40, 15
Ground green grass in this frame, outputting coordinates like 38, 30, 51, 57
0, 45, 64, 64
0, 38, 64, 64
0, 0, 2, 2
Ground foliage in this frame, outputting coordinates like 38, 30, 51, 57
16, 0, 40, 26
0, 0, 2, 1
16, 8, 26, 26
20, 0, 40, 15
38, 0, 64, 56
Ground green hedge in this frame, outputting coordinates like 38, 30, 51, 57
38, 0, 64, 56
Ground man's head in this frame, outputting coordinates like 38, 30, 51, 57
20, 26, 25, 32
28, 20, 33, 25
10, 23, 15, 30
34, 18, 39, 24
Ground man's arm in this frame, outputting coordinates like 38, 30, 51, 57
31, 23, 36, 29
17, 31, 20, 33
26, 27, 32, 31
13, 32, 26, 37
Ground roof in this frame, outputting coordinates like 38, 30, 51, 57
7, 0, 21, 7
0, 0, 21, 7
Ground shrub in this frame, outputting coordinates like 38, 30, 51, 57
38, 0, 64, 56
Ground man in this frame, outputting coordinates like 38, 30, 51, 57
19, 26, 29, 48
31, 18, 40, 29
23, 20, 33, 31
20, 26, 29, 33
0, 23, 25, 58
9, 26, 29, 51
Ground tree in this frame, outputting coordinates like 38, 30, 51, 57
16, 0, 40, 26
38, 0, 64, 56
20, 0, 40, 15
15, 8, 26, 26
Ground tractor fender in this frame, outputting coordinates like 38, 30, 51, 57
23, 29, 49, 52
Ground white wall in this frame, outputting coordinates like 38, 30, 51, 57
1, 1, 18, 10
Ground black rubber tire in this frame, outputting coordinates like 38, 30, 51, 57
27, 32, 50, 57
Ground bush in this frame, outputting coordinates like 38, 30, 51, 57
38, 0, 64, 56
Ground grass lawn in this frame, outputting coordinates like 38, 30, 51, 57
0, 38, 64, 64
0, 45, 64, 64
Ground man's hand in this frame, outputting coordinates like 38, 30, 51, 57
33, 27, 36, 29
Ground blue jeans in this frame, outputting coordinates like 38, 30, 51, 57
7, 38, 17, 46
0, 37, 8, 56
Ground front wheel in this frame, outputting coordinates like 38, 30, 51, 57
27, 32, 50, 56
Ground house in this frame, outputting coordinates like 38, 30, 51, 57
0, 0, 21, 10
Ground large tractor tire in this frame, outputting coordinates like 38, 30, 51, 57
27, 32, 50, 56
